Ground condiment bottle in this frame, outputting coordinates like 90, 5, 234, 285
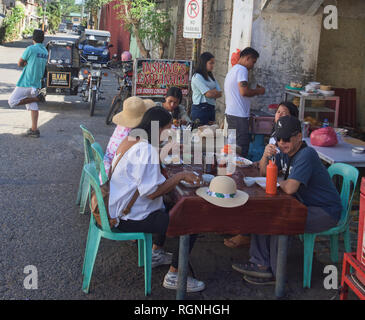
266, 159, 278, 195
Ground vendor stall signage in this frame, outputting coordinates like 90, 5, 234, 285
183, 0, 202, 39
47, 71, 71, 88
133, 59, 192, 97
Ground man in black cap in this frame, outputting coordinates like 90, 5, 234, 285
232, 115, 342, 285
8, 29, 48, 138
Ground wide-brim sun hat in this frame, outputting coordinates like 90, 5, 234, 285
143, 99, 156, 110
196, 176, 249, 208
112, 96, 147, 128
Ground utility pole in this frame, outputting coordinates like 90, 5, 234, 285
42, 0, 47, 32
81, 0, 84, 25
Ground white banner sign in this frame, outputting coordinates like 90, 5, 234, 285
183, 0, 202, 39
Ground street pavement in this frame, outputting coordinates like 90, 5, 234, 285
0, 32, 357, 300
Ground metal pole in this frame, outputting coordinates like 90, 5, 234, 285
176, 235, 190, 300
42, 0, 46, 31
275, 235, 288, 299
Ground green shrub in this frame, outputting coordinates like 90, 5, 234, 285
2, 5, 25, 42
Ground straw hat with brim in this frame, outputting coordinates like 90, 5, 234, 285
143, 99, 156, 110
112, 96, 147, 128
196, 176, 249, 208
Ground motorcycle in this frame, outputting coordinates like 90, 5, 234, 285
105, 60, 133, 125
80, 55, 106, 116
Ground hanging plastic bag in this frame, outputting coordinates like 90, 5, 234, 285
310, 127, 338, 147
231, 49, 241, 67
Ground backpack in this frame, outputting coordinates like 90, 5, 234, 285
90, 144, 139, 229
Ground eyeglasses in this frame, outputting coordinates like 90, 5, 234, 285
276, 137, 291, 143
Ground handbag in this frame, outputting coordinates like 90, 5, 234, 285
90, 144, 139, 229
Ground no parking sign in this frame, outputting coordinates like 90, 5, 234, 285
183, 0, 202, 39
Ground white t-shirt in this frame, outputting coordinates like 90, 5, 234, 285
108, 141, 166, 223
224, 64, 251, 118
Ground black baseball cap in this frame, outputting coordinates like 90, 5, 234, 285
274, 115, 301, 140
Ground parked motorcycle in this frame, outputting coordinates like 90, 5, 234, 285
80, 55, 106, 116
105, 60, 133, 125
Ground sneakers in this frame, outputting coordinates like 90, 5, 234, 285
232, 262, 273, 278
23, 128, 40, 138
36, 89, 46, 103
243, 274, 276, 285
163, 271, 205, 293
151, 249, 172, 268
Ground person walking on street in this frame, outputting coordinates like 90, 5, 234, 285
224, 47, 265, 157
8, 29, 48, 138
191, 52, 222, 125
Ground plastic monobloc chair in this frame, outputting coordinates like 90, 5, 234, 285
302, 163, 359, 288
81, 163, 152, 296
91, 142, 108, 185
76, 125, 95, 214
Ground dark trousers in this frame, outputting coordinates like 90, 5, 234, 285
249, 206, 339, 276
225, 114, 250, 158
191, 103, 216, 125
116, 209, 197, 269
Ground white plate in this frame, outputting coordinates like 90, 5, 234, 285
254, 177, 280, 189
180, 180, 203, 188
235, 156, 253, 167
163, 155, 183, 165
318, 89, 334, 96
352, 147, 365, 154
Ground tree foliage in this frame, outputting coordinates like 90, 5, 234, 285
60, 0, 81, 17
115, 0, 172, 58
0, 5, 26, 42
85, 0, 112, 28
38, 2, 62, 34
47, 2, 62, 34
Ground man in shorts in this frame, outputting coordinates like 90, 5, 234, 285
8, 29, 48, 138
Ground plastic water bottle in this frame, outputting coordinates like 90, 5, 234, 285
322, 118, 329, 128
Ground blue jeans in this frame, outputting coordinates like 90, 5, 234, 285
191, 103, 215, 125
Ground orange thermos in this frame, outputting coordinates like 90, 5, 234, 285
266, 160, 278, 195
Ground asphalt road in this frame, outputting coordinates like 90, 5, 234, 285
0, 32, 357, 301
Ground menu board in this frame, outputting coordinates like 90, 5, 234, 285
133, 59, 192, 97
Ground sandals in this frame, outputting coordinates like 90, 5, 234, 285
232, 262, 273, 278
224, 234, 251, 248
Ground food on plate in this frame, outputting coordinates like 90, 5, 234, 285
235, 156, 253, 167
304, 116, 320, 127
290, 81, 302, 88
320, 85, 332, 91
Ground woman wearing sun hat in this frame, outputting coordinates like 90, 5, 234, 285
103, 97, 155, 176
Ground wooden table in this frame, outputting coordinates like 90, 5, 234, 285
163, 164, 308, 299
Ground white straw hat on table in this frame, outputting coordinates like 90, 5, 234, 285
196, 176, 249, 208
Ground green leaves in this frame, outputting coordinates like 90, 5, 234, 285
114, 0, 172, 58
2, 5, 26, 42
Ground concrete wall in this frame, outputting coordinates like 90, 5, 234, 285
201, 0, 234, 124
249, 2, 323, 111
317, 0, 365, 129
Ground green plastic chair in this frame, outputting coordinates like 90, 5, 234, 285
76, 125, 95, 214
302, 163, 359, 288
91, 142, 108, 184
81, 163, 152, 295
